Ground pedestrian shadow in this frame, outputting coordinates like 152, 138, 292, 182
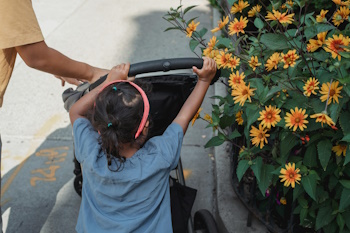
1, 4, 212, 233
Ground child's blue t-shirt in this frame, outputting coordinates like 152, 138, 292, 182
73, 118, 184, 233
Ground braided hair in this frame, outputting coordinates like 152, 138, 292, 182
90, 80, 151, 171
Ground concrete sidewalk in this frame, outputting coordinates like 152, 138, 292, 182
0, 0, 268, 232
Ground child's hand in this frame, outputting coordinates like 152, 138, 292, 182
106, 63, 130, 82
192, 57, 217, 83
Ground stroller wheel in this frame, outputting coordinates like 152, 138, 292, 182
74, 174, 83, 197
194, 209, 219, 233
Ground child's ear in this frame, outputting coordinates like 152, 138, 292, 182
142, 120, 150, 135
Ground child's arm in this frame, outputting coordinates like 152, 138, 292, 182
173, 57, 217, 134
69, 63, 130, 125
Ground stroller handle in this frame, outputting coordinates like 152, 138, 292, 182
90, 58, 220, 90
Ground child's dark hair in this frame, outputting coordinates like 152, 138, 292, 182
90, 80, 152, 171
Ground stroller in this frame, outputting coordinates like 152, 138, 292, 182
62, 58, 220, 233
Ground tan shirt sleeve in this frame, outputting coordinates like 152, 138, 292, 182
0, 0, 44, 49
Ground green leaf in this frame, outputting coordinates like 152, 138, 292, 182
251, 157, 263, 183
254, 18, 264, 29
262, 86, 282, 103
280, 132, 298, 163
257, 164, 274, 196
228, 129, 241, 140
337, 213, 345, 231
344, 146, 350, 166
227, 0, 238, 6
340, 188, 350, 211
301, 173, 318, 201
304, 24, 335, 40
164, 27, 180, 32
183, 5, 197, 15
219, 114, 235, 129
317, 139, 333, 170
340, 180, 350, 189
316, 204, 336, 230
245, 108, 260, 130
340, 112, 350, 134
198, 28, 208, 37
303, 144, 318, 167
204, 135, 225, 148
189, 39, 200, 52
300, 208, 308, 225
293, 184, 304, 202
342, 134, 350, 143
216, 37, 232, 49
236, 160, 249, 181
260, 33, 289, 50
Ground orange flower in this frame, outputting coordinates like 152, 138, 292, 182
324, 34, 350, 60
203, 36, 218, 57
228, 16, 248, 36
258, 105, 281, 128
250, 124, 270, 149
186, 20, 200, 37
332, 0, 350, 6
310, 112, 335, 127
307, 32, 327, 52
303, 77, 320, 96
319, 81, 343, 105
231, 82, 256, 106
211, 16, 229, 33
265, 52, 281, 71
215, 50, 232, 69
281, 50, 299, 69
203, 49, 220, 59
203, 113, 213, 124
280, 197, 287, 205
228, 71, 245, 88
316, 10, 328, 23
332, 143, 347, 156
248, 5, 262, 17
279, 163, 301, 188
284, 107, 309, 131
236, 111, 244, 125
227, 56, 240, 71
191, 107, 202, 126
248, 56, 261, 71
230, 0, 250, 14
332, 6, 350, 26
266, 10, 295, 25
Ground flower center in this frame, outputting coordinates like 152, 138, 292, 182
267, 113, 272, 119
330, 89, 335, 96
289, 173, 294, 178
242, 89, 248, 95
295, 117, 300, 123
258, 133, 263, 139
340, 144, 347, 150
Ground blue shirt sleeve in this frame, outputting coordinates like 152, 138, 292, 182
73, 118, 100, 163
155, 122, 184, 170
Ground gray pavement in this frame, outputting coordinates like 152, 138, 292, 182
0, 0, 268, 232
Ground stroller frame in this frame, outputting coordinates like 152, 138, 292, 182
63, 58, 220, 233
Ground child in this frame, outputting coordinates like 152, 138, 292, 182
69, 58, 217, 233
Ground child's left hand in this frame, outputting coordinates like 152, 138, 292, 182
106, 63, 131, 82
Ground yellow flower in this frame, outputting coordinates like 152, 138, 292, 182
319, 81, 343, 105
227, 56, 241, 71
203, 113, 213, 123
248, 56, 261, 71
307, 32, 327, 52
203, 37, 218, 58
186, 20, 200, 38
191, 107, 202, 126
248, 5, 262, 17
303, 77, 320, 96
236, 111, 244, 125
203, 49, 220, 59
250, 124, 270, 149
266, 10, 295, 25
208, 36, 218, 48
231, 82, 256, 106
280, 197, 287, 205
215, 50, 232, 69
239, 145, 246, 154
230, 0, 250, 14
310, 112, 335, 127
211, 16, 229, 33
332, 0, 350, 6
324, 34, 350, 60
279, 163, 301, 188
228, 16, 248, 36
316, 10, 329, 23
285, 107, 309, 131
281, 50, 299, 69
258, 105, 281, 128
332, 144, 347, 156
332, 6, 350, 26
228, 71, 246, 88
265, 52, 281, 71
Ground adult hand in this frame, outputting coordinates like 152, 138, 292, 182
90, 67, 110, 83
54, 75, 82, 86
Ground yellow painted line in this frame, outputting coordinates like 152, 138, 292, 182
1, 114, 63, 198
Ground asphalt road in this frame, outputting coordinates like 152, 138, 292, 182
0, 0, 216, 232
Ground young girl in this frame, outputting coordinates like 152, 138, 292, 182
70, 58, 217, 233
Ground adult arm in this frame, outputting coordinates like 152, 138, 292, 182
16, 41, 108, 84
69, 63, 130, 125
173, 57, 217, 134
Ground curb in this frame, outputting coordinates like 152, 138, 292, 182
212, 6, 268, 233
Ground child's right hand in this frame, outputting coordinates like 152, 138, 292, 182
192, 57, 217, 83
106, 63, 131, 82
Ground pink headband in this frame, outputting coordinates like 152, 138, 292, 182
98, 80, 150, 139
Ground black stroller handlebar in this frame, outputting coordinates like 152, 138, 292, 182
90, 58, 220, 90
